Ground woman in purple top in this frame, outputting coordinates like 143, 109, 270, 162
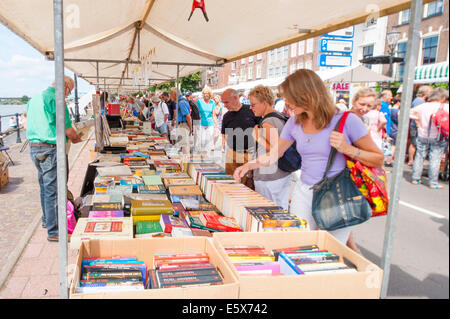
234, 69, 384, 250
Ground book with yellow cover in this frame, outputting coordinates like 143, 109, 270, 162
169, 185, 202, 203
130, 200, 173, 216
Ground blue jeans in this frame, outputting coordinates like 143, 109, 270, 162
156, 122, 168, 135
412, 136, 448, 187
30, 146, 58, 237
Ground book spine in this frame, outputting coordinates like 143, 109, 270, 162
158, 274, 222, 288
157, 268, 218, 278
278, 252, 304, 275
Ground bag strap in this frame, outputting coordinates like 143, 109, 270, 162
258, 112, 288, 127
316, 112, 350, 185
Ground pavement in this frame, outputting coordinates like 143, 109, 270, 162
0, 125, 95, 299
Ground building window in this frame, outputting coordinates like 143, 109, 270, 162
398, 9, 410, 25
270, 50, 275, 64
257, 53, 262, 60
282, 65, 288, 76
248, 67, 253, 80
422, 36, 439, 65
256, 64, 262, 78
362, 44, 374, 69
231, 62, 236, 70
424, 0, 444, 18
396, 42, 407, 81
241, 58, 246, 65
298, 62, 304, 69
306, 38, 314, 53
249, 56, 254, 63
305, 60, 312, 70
291, 43, 297, 57
283, 46, 289, 60
269, 67, 274, 78
275, 66, 281, 77
276, 47, 282, 61
290, 63, 296, 74
298, 41, 305, 55
240, 68, 246, 81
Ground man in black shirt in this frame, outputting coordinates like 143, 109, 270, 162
186, 92, 201, 152
161, 91, 177, 143
221, 88, 257, 189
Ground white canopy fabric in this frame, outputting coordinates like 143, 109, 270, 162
0, 0, 429, 91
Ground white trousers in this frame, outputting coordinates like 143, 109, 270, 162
198, 126, 215, 154
289, 178, 353, 244
254, 174, 292, 211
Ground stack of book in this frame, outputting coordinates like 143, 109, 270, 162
146, 253, 223, 289
119, 176, 144, 190
154, 160, 181, 174
244, 206, 307, 232
275, 246, 357, 275
169, 185, 203, 203
160, 214, 193, 237
183, 210, 224, 233
163, 177, 196, 189
77, 257, 146, 294
70, 217, 134, 249
130, 199, 173, 225
223, 245, 280, 276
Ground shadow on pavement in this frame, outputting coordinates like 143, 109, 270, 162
431, 216, 449, 237
359, 246, 449, 299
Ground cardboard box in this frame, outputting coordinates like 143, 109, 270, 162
70, 237, 239, 299
213, 231, 383, 299
0, 167, 9, 188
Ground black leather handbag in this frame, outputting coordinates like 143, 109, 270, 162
311, 113, 372, 231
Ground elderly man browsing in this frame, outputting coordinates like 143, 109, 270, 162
26, 76, 82, 242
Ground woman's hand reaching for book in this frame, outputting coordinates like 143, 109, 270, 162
233, 164, 249, 183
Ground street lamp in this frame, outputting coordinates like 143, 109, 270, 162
386, 30, 401, 86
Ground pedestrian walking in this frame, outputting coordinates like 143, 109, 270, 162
196, 87, 216, 155
410, 87, 449, 189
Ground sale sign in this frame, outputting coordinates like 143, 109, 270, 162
332, 82, 350, 91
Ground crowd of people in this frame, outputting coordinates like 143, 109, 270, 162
25, 69, 448, 249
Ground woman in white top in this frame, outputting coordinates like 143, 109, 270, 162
410, 87, 449, 189
363, 98, 387, 151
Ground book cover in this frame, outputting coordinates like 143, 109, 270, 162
138, 184, 166, 194
199, 212, 242, 232
88, 210, 124, 218
143, 175, 163, 186
135, 221, 164, 235
160, 214, 189, 233
130, 200, 173, 215
91, 202, 123, 211
164, 178, 196, 188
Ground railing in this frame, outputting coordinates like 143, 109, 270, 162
0, 113, 22, 145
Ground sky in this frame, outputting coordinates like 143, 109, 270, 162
0, 23, 94, 99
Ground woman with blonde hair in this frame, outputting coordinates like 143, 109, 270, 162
234, 69, 384, 250
196, 86, 217, 154
248, 85, 292, 210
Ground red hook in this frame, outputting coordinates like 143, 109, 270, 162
188, 0, 209, 22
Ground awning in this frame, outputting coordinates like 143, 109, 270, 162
0, 0, 434, 91
414, 61, 449, 84
317, 65, 393, 83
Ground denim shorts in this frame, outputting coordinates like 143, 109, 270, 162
156, 122, 168, 135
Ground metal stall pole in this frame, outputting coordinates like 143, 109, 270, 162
175, 64, 180, 129
15, 113, 22, 143
74, 73, 80, 122
53, 0, 68, 299
380, 0, 423, 299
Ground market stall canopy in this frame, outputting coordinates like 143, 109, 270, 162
414, 61, 449, 84
0, 0, 433, 91
317, 65, 394, 83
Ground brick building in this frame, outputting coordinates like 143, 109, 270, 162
385, 0, 449, 81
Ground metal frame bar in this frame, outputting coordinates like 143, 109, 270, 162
82, 76, 173, 81
53, 0, 68, 299
380, 0, 423, 299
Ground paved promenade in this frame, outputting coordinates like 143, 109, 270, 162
0, 126, 94, 298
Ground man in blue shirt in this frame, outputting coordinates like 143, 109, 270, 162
172, 88, 192, 154
379, 89, 393, 136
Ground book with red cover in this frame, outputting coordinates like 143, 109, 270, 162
199, 212, 242, 232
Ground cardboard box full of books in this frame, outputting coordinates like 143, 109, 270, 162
70, 237, 239, 299
213, 231, 383, 299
